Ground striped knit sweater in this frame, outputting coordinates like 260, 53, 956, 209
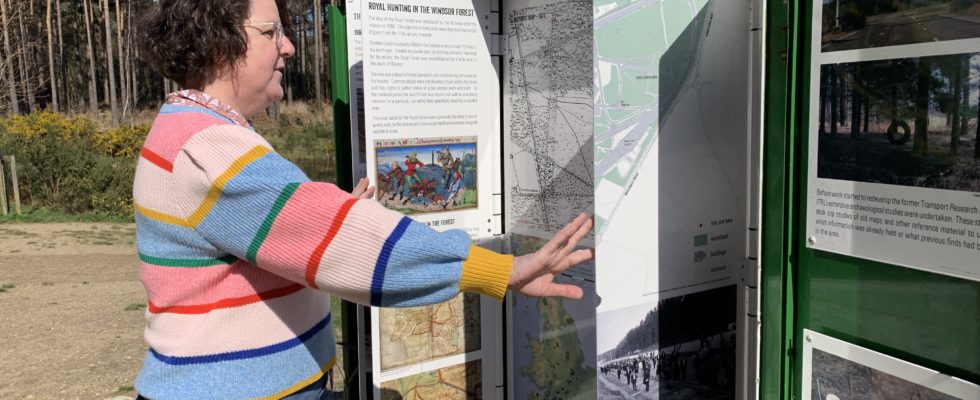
132, 90, 513, 399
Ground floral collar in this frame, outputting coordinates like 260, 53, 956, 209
166, 89, 252, 129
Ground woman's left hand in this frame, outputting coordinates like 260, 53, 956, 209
509, 213, 594, 300
352, 177, 376, 199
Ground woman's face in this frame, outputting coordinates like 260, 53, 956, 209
213, 0, 295, 117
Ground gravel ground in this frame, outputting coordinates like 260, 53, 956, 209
0, 223, 144, 400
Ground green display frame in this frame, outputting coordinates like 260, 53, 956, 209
760, 1, 980, 399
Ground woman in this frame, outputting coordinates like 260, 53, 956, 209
134, 0, 592, 399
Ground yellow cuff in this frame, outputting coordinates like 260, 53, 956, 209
459, 245, 513, 302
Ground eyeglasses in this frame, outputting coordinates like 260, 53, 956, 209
243, 21, 285, 48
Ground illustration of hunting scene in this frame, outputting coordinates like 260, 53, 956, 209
374, 139, 478, 214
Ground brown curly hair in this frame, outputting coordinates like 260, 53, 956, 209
139, 0, 293, 90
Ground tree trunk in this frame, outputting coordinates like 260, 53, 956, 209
890, 62, 899, 124
975, 66, 980, 159
102, 0, 118, 125
16, 3, 34, 113
127, 0, 136, 112
913, 58, 930, 156
819, 67, 826, 134
300, 9, 307, 95
0, 0, 18, 114
313, 0, 323, 107
83, 0, 98, 115
829, 66, 838, 135
839, 71, 847, 127
850, 67, 861, 138
328, 0, 337, 97
33, 1, 45, 98
960, 56, 970, 140
950, 57, 962, 153
975, 94, 979, 159
57, 0, 67, 110
46, 0, 57, 112
862, 94, 870, 133
115, 0, 126, 117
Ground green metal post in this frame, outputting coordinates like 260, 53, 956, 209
330, 5, 354, 192
760, 0, 803, 398
327, 5, 360, 400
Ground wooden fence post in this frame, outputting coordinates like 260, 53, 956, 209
7, 156, 20, 215
0, 158, 7, 216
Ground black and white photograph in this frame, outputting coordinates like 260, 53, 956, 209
821, 0, 980, 52
596, 285, 737, 400
803, 331, 980, 400
817, 51, 980, 191
810, 349, 959, 400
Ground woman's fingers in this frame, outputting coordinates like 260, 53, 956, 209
545, 282, 584, 300
352, 178, 376, 199
543, 213, 590, 254
559, 215, 592, 257
565, 248, 594, 268
351, 178, 367, 195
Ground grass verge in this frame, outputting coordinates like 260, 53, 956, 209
0, 206, 133, 224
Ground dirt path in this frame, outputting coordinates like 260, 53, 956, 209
0, 223, 144, 400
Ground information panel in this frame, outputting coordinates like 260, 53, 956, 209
593, 0, 748, 398
362, 0, 498, 238
345, 0, 368, 180
360, 1, 500, 398
805, 0, 980, 282
501, 0, 598, 399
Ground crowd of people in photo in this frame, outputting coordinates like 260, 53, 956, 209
600, 352, 657, 392
599, 330, 738, 395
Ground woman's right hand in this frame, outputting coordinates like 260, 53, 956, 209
352, 177, 376, 199
508, 213, 594, 300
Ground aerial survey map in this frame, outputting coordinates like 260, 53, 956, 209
593, 0, 745, 311
503, 1, 597, 397
378, 293, 482, 371
594, 0, 747, 398
503, 0, 595, 241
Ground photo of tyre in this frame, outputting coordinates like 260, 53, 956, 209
816, 51, 980, 192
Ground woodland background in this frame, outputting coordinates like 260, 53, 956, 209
0, 0, 340, 220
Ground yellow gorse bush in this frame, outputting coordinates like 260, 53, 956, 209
0, 110, 145, 217
94, 124, 149, 157
0, 110, 146, 157
0, 109, 96, 141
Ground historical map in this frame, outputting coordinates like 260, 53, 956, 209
380, 360, 484, 400
594, 0, 746, 312
503, 1, 597, 397
593, 0, 748, 398
504, 0, 595, 240
378, 293, 482, 371
509, 234, 597, 400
